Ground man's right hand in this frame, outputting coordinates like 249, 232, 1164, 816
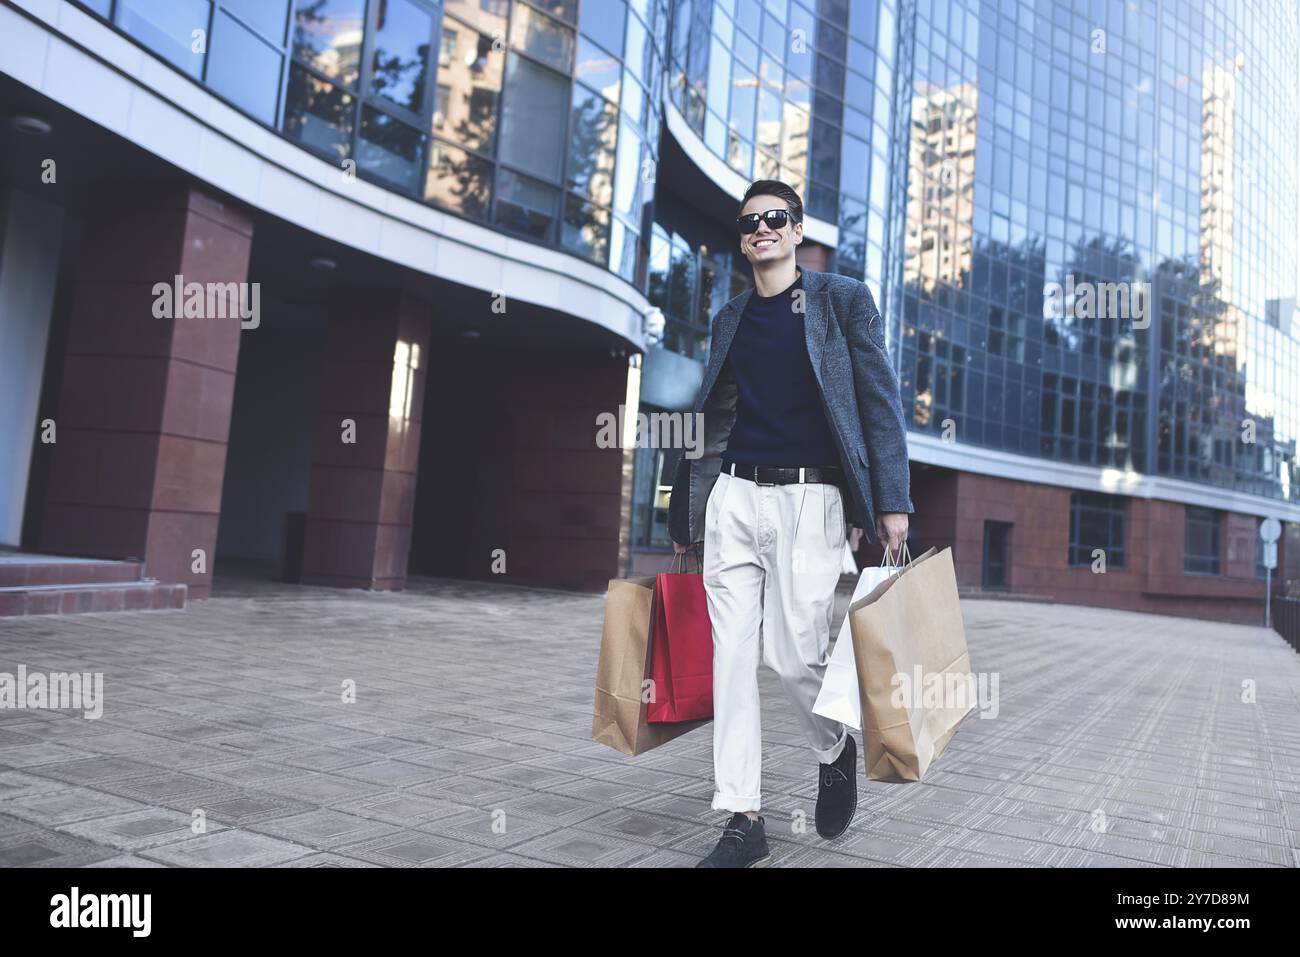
672, 541, 699, 555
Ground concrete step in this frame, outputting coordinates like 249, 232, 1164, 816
0, 580, 186, 617
0, 553, 145, 588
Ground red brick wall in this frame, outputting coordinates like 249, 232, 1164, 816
907, 466, 1274, 625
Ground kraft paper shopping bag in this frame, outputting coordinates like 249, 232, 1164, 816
847, 546, 974, 781
592, 575, 709, 755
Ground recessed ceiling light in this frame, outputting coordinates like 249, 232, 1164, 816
309, 255, 337, 272
10, 114, 52, 136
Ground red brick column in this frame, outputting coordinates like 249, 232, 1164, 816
301, 291, 431, 589
40, 185, 253, 599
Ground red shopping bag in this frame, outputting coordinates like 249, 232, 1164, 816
646, 551, 713, 723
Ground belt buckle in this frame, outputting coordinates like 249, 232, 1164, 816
753, 466, 776, 487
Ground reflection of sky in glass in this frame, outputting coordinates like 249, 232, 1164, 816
370, 0, 433, 112
292, 0, 366, 86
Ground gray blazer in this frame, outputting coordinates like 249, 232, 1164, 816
667, 267, 913, 546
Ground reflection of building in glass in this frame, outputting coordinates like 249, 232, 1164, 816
903, 82, 977, 295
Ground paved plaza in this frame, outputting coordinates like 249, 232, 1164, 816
0, 569, 1298, 868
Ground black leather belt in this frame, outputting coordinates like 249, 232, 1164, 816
721, 457, 844, 486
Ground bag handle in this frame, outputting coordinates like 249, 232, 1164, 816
667, 548, 703, 575
878, 540, 913, 577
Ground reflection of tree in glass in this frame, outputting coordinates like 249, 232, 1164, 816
372, 43, 430, 111
292, 0, 330, 62
289, 72, 354, 161
427, 142, 491, 220
566, 92, 617, 204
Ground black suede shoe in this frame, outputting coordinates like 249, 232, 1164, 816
815, 733, 857, 839
695, 812, 771, 868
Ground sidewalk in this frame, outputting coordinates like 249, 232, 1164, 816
0, 571, 1297, 867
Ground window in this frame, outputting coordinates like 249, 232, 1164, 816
561, 194, 610, 264
579, 0, 625, 59
1069, 492, 1127, 568
498, 54, 569, 182
510, 2, 575, 73
358, 105, 426, 192
424, 138, 492, 220
284, 65, 355, 159
433, 17, 503, 154
494, 168, 558, 240
291, 0, 366, 88
567, 83, 617, 206
222, 0, 289, 42
114, 0, 212, 78
368, 0, 435, 113
575, 35, 621, 101
207, 10, 283, 123
1184, 506, 1221, 575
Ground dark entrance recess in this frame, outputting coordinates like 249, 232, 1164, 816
982, 520, 1012, 590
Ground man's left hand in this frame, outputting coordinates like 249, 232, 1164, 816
876, 512, 909, 556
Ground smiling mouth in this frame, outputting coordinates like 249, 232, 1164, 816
752, 237, 778, 248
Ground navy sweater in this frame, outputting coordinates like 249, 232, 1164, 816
724, 269, 841, 467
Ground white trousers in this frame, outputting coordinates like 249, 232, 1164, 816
703, 470, 848, 813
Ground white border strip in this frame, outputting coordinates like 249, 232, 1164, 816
909, 431, 1300, 522
663, 98, 840, 248
0, 0, 650, 348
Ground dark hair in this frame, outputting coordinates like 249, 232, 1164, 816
739, 179, 803, 223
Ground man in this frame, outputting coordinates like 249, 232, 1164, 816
668, 180, 912, 868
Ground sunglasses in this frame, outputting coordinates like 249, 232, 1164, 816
736, 208, 799, 234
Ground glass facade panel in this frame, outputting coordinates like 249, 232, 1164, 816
442, 0, 508, 37
498, 54, 569, 182
425, 137, 493, 219
358, 105, 426, 192
284, 64, 355, 160
223, 0, 289, 43
510, 2, 575, 73
576, 35, 622, 102
562, 193, 611, 264
369, 0, 434, 114
579, 0, 626, 59
433, 16, 503, 155
114, 0, 212, 78
568, 83, 617, 206
291, 0, 366, 88
494, 167, 559, 240
207, 11, 283, 124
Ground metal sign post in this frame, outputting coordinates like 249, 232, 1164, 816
1260, 518, 1281, 629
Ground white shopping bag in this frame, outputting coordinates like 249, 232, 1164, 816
840, 539, 858, 575
813, 557, 900, 730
